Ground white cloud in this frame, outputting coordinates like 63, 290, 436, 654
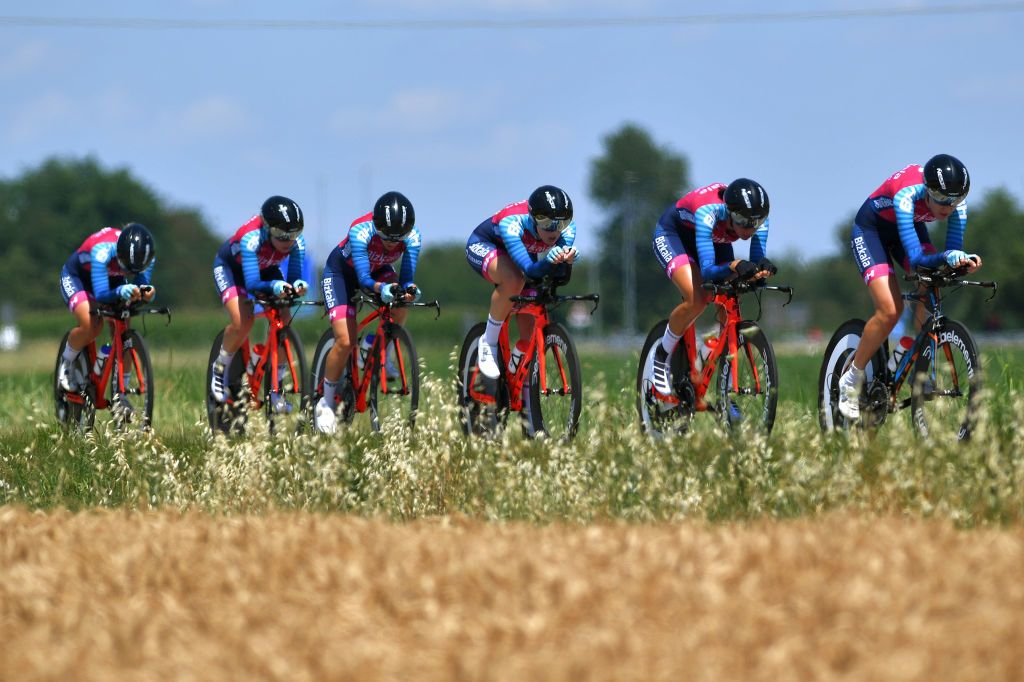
0, 41, 50, 80
328, 86, 471, 136
164, 95, 257, 138
5, 92, 74, 143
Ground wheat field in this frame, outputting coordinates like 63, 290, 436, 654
2, 508, 1023, 681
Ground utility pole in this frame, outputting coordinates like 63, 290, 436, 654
622, 171, 638, 335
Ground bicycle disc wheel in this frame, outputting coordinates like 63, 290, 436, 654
54, 331, 95, 431
526, 322, 582, 441
817, 319, 885, 432
715, 321, 778, 434
457, 322, 507, 437
206, 330, 247, 435
310, 328, 356, 429
369, 324, 419, 432
910, 319, 981, 441
263, 326, 308, 434
109, 329, 155, 431
636, 320, 692, 437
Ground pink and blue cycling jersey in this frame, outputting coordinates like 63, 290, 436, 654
854, 164, 967, 271
654, 183, 769, 282
214, 215, 306, 299
337, 212, 421, 289
61, 227, 154, 309
466, 200, 577, 280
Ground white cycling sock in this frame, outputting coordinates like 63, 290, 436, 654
62, 343, 81, 363
660, 326, 682, 354
322, 378, 338, 406
216, 346, 235, 367
484, 315, 503, 347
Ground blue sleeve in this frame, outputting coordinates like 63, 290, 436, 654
349, 223, 377, 290
399, 228, 422, 288
287, 236, 306, 282
556, 220, 577, 249
894, 185, 944, 269
90, 242, 117, 303
131, 258, 155, 291
749, 220, 769, 262
945, 201, 968, 252
499, 216, 548, 279
695, 205, 732, 282
240, 230, 275, 294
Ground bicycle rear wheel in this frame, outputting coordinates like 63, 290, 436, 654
636, 320, 692, 437
369, 324, 419, 431
525, 323, 582, 441
817, 319, 886, 432
715, 321, 778, 434
206, 330, 247, 435
457, 322, 508, 437
910, 319, 981, 441
263, 326, 308, 434
109, 329, 154, 431
54, 332, 95, 431
310, 329, 356, 429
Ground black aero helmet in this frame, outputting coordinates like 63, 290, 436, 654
261, 195, 304, 237
116, 223, 155, 274
923, 154, 970, 205
372, 191, 415, 240
724, 178, 770, 229
528, 185, 573, 221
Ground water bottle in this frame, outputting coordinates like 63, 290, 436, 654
887, 335, 914, 374
358, 334, 375, 368
247, 344, 264, 375
93, 343, 110, 375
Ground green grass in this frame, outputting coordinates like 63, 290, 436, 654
3, 331, 1024, 525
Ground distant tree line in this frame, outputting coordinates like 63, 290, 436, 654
4, 145, 1021, 337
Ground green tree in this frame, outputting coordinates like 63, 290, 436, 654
588, 124, 690, 333
0, 156, 222, 311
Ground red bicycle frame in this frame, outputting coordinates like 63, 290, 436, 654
231, 302, 304, 408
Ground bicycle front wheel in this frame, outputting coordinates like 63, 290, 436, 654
369, 324, 419, 431
264, 326, 308, 434
310, 328, 356, 428
206, 330, 247, 435
457, 322, 507, 437
54, 331, 95, 431
110, 329, 155, 430
910, 319, 981, 441
716, 321, 778, 434
526, 323, 582, 441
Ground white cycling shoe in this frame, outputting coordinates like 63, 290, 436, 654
836, 367, 863, 420
476, 337, 500, 380
314, 396, 337, 434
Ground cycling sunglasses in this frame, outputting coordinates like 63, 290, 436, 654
534, 215, 571, 233
926, 188, 967, 206
377, 230, 411, 243
269, 227, 301, 241
729, 211, 767, 230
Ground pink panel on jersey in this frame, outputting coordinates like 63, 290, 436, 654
480, 249, 504, 282
862, 264, 893, 285
329, 305, 355, 321
491, 200, 529, 224
666, 254, 694, 278
869, 164, 938, 224
76, 227, 119, 254
229, 215, 264, 244
675, 183, 727, 216
221, 286, 246, 303
68, 291, 91, 312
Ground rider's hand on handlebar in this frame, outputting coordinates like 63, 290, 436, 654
755, 257, 777, 278
140, 285, 156, 302
732, 260, 758, 280
379, 283, 399, 304
116, 284, 140, 302
272, 280, 293, 298
405, 284, 422, 303
291, 279, 309, 297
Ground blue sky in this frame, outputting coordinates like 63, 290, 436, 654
1, 0, 1022, 264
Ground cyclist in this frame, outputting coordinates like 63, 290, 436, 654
836, 154, 981, 420
210, 195, 308, 405
465, 185, 578, 380
57, 223, 156, 390
314, 191, 421, 434
649, 179, 776, 396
